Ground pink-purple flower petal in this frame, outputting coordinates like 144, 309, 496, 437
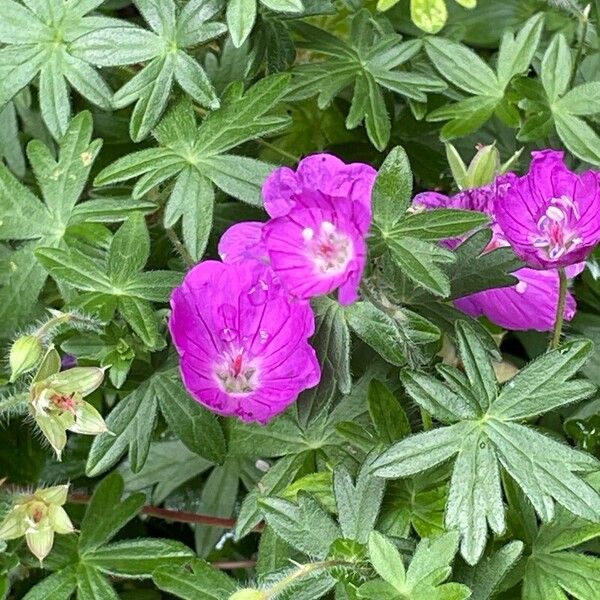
169, 260, 320, 423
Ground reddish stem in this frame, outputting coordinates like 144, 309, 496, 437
67, 493, 264, 532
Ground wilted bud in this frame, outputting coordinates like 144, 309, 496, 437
465, 144, 500, 188
229, 590, 267, 600
9, 335, 43, 382
0, 485, 73, 564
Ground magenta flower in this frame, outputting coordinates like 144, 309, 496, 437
414, 183, 583, 332
494, 150, 600, 269
169, 261, 320, 423
261, 154, 376, 305
218, 221, 268, 265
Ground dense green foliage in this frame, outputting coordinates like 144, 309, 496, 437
2, 0, 600, 599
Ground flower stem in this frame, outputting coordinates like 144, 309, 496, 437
551, 267, 569, 349
264, 560, 351, 599
0, 394, 27, 414
569, 4, 590, 88
165, 227, 195, 269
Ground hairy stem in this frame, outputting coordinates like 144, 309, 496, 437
165, 227, 195, 269
551, 267, 569, 349
569, 4, 590, 88
264, 560, 351, 598
0, 394, 27, 413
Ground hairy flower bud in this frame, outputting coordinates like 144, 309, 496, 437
465, 144, 500, 189
0, 485, 73, 564
9, 335, 43, 382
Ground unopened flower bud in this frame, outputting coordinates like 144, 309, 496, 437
9, 335, 43, 382
229, 590, 267, 600
465, 144, 500, 189
45, 367, 105, 396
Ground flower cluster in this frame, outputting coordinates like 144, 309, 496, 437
415, 149, 600, 331
170, 154, 377, 423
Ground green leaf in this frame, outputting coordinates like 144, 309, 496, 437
156, 373, 226, 464
86, 375, 160, 476
373, 331, 600, 564
399, 370, 477, 424
297, 296, 351, 426
425, 37, 501, 96
165, 167, 215, 261
227, 0, 257, 47
446, 229, 522, 299
378, 472, 447, 539
455, 541, 524, 600
372, 145, 413, 230
368, 379, 411, 443
39, 52, 70, 140
79, 473, 145, 553
345, 301, 407, 366
541, 34, 572, 103
411, 0, 448, 34
107, 213, 150, 285
0, 2, 118, 134
288, 15, 442, 151
153, 559, 237, 600
361, 531, 470, 600
334, 462, 385, 544
556, 82, 600, 116
367, 530, 406, 589
22, 566, 77, 600
235, 453, 309, 539
35, 247, 113, 294
489, 340, 595, 420
371, 422, 469, 478
390, 209, 489, 242
455, 321, 496, 412
446, 431, 505, 564
85, 539, 194, 578
119, 439, 213, 504
119, 296, 161, 349
496, 13, 544, 88
76, 564, 119, 600
553, 111, 600, 167
260, 493, 341, 558
386, 236, 455, 297
195, 459, 240, 557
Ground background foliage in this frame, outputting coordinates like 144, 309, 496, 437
2, 0, 600, 598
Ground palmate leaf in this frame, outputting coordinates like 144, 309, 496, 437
86, 367, 224, 476
95, 75, 291, 261
425, 13, 544, 140
287, 12, 446, 150
372, 321, 600, 565
36, 213, 181, 349
0, 112, 148, 337
533, 33, 600, 167
359, 531, 471, 600
0, 0, 116, 139
71, 0, 227, 141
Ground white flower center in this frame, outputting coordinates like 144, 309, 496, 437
531, 196, 583, 261
303, 221, 353, 275
214, 349, 259, 395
